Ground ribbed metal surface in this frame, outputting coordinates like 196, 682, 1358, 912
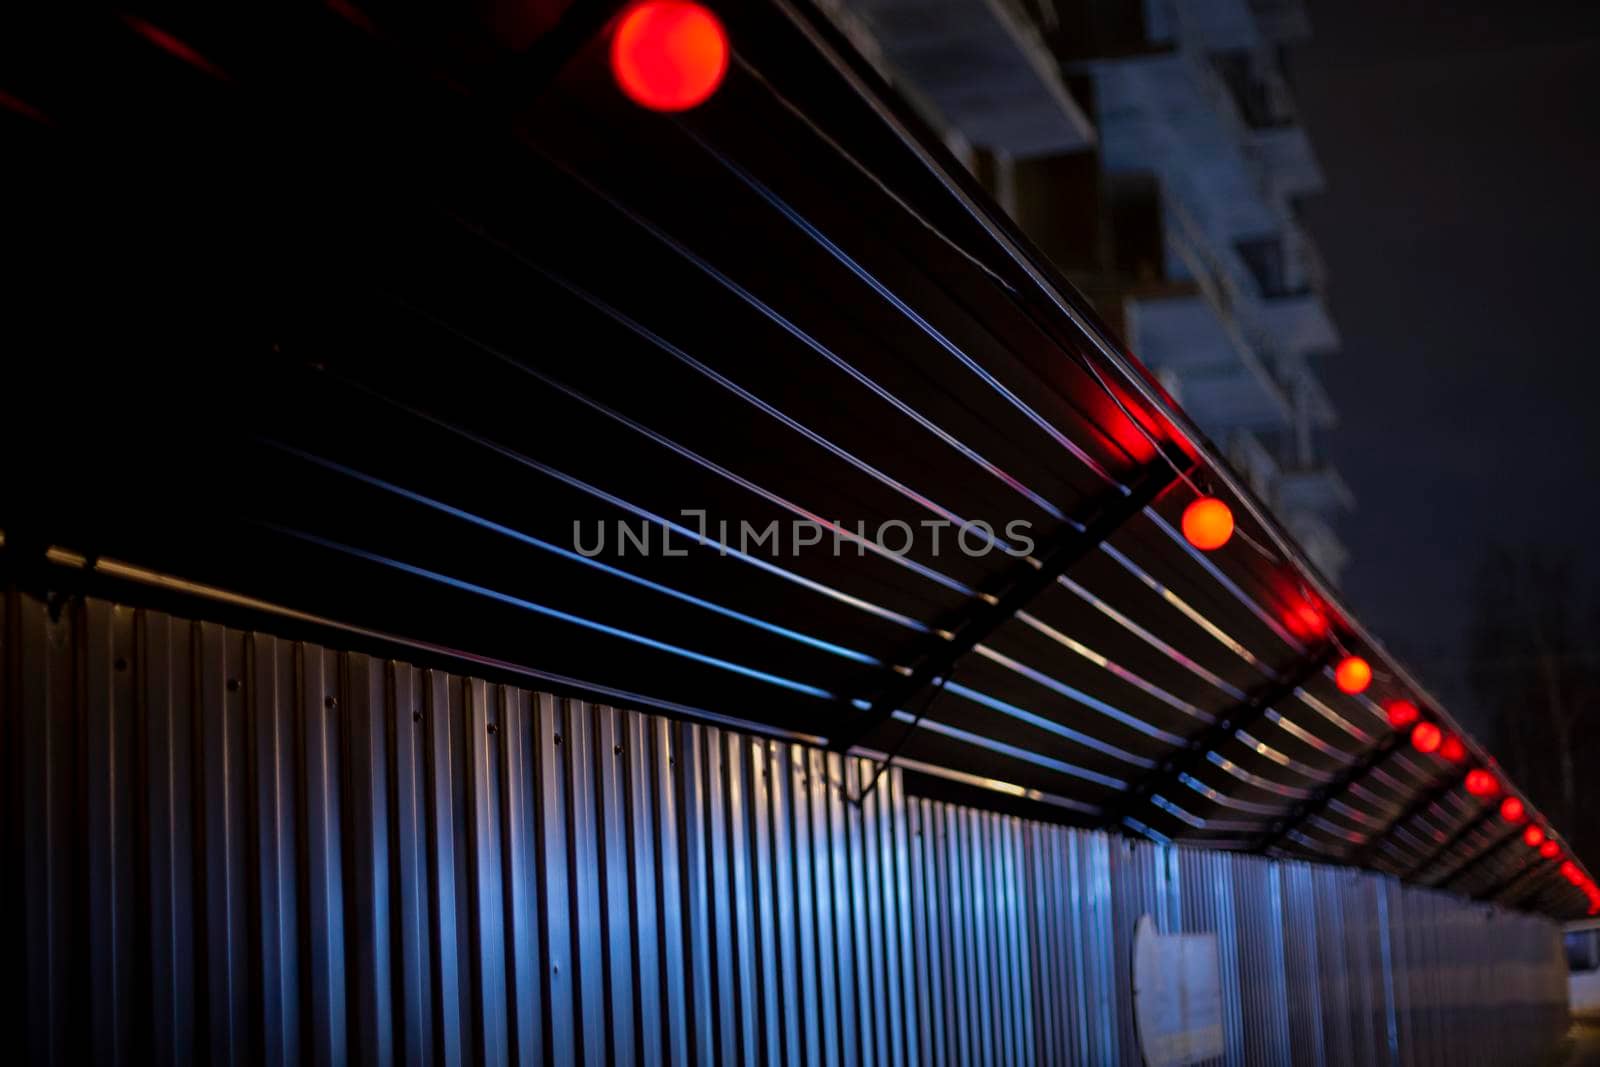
3, 591, 1570, 1065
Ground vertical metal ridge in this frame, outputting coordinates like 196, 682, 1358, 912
2, 590, 1573, 1066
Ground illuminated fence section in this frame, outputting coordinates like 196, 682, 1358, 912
2, 592, 1569, 1066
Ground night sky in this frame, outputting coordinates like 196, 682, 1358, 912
1289, 0, 1600, 728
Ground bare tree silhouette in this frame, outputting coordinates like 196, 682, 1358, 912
1468, 547, 1600, 864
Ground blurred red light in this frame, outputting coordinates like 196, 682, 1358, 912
1410, 722, 1442, 754
1540, 840, 1560, 860
1463, 769, 1499, 797
1500, 796, 1525, 822
1284, 602, 1328, 640
0, 90, 49, 125
611, 1, 729, 112
1438, 735, 1466, 763
123, 16, 231, 80
1334, 656, 1372, 695
1524, 825, 1546, 848
1181, 497, 1234, 551
1385, 700, 1420, 730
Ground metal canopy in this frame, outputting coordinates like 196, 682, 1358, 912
1, 0, 1590, 918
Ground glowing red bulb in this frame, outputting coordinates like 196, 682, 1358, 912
1540, 840, 1561, 860
1334, 655, 1372, 695
610, 1, 729, 112
1410, 721, 1442, 754
1181, 497, 1234, 551
1562, 861, 1581, 883
1385, 699, 1420, 730
1524, 825, 1546, 848
1500, 796, 1525, 823
1438, 735, 1466, 763
1463, 769, 1499, 797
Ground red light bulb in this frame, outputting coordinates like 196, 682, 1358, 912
1500, 796, 1525, 823
1541, 840, 1561, 860
1181, 497, 1234, 551
1524, 825, 1546, 848
1410, 721, 1442, 754
1463, 769, 1499, 797
1438, 734, 1466, 763
611, 1, 729, 112
1385, 699, 1420, 730
1334, 655, 1372, 695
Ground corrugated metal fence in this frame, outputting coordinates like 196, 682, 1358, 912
2, 591, 1569, 1065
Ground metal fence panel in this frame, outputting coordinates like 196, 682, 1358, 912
1, 592, 1572, 1065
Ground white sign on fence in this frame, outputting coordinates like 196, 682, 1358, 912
1132, 915, 1225, 1066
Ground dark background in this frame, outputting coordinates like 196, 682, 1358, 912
1292, 0, 1600, 730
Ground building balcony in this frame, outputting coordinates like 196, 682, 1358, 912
1247, 0, 1314, 43
1125, 291, 1293, 431
1151, 0, 1263, 52
1248, 291, 1339, 364
1282, 508, 1351, 586
1277, 463, 1355, 515
1016, 0, 1169, 61
1090, 52, 1280, 245
836, 0, 1096, 158
1250, 124, 1324, 199
1225, 428, 1282, 501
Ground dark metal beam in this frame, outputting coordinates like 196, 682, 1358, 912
1436, 823, 1521, 894
1494, 861, 1563, 911
1342, 772, 1463, 871
1404, 806, 1497, 883
1524, 873, 1588, 918
827, 459, 1181, 753
1101, 642, 1335, 833
1252, 734, 1402, 855
1481, 853, 1554, 907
